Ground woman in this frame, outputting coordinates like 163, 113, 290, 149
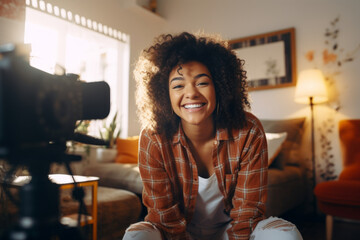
123, 32, 302, 240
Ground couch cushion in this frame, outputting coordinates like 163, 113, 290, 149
267, 165, 303, 186
261, 118, 305, 169
265, 132, 287, 166
266, 166, 306, 216
314, 180, 360, 206
115, 136, 139, 164
339, 164, 360, 181
339, 119, 360, 167
83, 163, 143, 194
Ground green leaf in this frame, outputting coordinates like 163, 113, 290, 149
99, 110, 122, 148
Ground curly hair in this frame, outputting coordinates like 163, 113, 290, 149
134, 32, 250, 139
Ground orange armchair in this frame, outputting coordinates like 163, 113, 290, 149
314, 119, 360, 240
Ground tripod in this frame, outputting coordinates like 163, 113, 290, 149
1, 146, 86, 240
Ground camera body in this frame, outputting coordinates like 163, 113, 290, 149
0, 44, 110, 158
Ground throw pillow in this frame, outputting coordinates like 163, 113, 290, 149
115, 136, 139, 164
261, 117, 306, 169
266, 132, 288, 166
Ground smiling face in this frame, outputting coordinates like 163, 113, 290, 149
169, 61, 216, 128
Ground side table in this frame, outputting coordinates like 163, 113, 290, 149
50, 174, 99, 240
8, 174, 99, 240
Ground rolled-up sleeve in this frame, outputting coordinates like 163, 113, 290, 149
227, 126, 268, 240
139, 129, 189, 239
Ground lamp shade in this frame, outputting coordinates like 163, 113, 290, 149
294, 69, 328, 104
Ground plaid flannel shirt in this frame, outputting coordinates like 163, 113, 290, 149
139, 112, 268, 240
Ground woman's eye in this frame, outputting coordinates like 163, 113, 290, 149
172, 84, 183, 89
197, 82, 209, 86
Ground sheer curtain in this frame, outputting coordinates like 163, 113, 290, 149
24, 3, 130, 137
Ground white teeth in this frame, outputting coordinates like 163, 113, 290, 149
184, 104, 203, 109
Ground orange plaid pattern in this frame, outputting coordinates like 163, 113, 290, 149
138, 112, 268, 240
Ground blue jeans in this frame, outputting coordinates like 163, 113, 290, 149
123, 217, 303, 240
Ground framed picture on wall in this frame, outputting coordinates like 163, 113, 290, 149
229, 28, 296, 91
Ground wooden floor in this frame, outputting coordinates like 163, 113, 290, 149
284, 214, 360, 240
4, 208, 360, 240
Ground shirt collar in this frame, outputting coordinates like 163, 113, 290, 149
171, 123, 230, 145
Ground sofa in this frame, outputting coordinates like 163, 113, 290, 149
261, 117, 308, 216
83, 117, 309, 223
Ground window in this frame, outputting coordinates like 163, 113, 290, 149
24, 0, 130, 137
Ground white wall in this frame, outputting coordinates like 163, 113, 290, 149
0, 0, 25, 46
155, 0, 360, 180
0, 17, 25, 45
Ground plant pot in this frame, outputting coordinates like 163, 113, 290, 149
96, 148, 117, 163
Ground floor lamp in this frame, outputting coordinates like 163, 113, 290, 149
294, 69, 328, 213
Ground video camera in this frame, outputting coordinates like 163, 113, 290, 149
0, 44, 110, 160
0, 44, 111, 240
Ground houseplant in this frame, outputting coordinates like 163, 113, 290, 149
96, 112, 121, 162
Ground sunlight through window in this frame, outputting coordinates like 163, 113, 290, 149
24, 21, 58, 74
24, 2, 130, 137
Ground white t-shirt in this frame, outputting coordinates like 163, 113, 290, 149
186, 174, 231, 240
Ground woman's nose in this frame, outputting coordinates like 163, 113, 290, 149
184, 85, 199, 98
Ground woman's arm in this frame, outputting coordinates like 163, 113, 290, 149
227, 124, 268, 240
139, 129, 189, 240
